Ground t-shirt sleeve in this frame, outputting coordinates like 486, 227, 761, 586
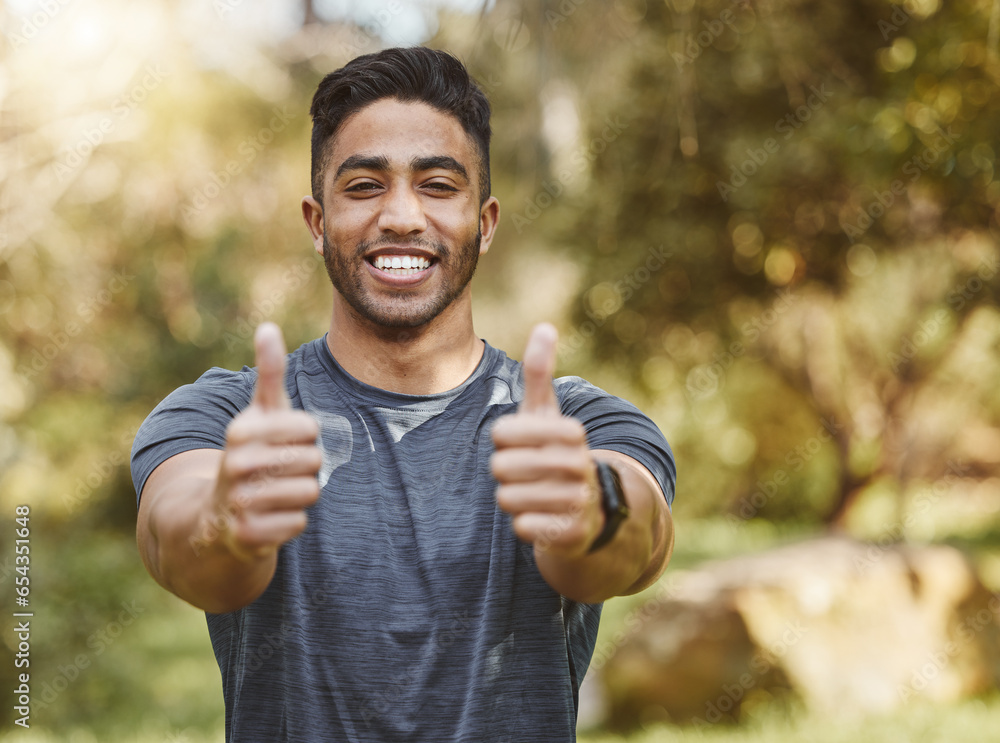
555, 376, 676, 507
130, 366, 256, 506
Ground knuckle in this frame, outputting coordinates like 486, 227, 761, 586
226, 411, 261, 443
568, 451, 592, 476
303, 478, 321, 503
222, 453, 249, 481
550, 455, 584, 479
230, 483, 253, 508
495, 485, 514, 510
225, 426, 246, 447
511, 515, 534, 542
489, 424, 506, 445
489, 451, 509, 478
490, 414, 518, 440
565, 483, 590, 512
302, 415, 320, 439
305, 446, 324, 471
229, 518, 254, 547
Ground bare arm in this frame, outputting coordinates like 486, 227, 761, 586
135, 324, 321, 614
531, 449, 672, 603
138, 449, 277, 613
491, 324, 674, 604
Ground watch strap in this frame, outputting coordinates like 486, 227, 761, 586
588, 461, 630, 553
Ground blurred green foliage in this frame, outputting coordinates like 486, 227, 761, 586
1, 0, 998, 738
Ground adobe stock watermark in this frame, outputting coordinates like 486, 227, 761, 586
510, 113, 630, 234
340, 2, 406, 56
6, 0, 74, 50
188, 445, 301, 556
32, 601, 145, 711
726, 417, 844, 527
178, 107, 295, 221
693, 619, 808, 725
589, 578, 677, 672
222, 256, 318, 350
359, 609, 475, 726
214, 0, 244, 17
242, 623, 293, 677
879, 0, 920, 41
842, 126, 959, 243
685, 287, 797, 399
63, 424, 141, 513
53, 63, 170, 182
546, 0, 588, 29
672, 0, 753, 68
558, 244, 672, 358
947, 256, 998, 312
717, 83, 834, 202
17, 268, 136, 381
853, 461, 969, 576
885, 308, 948, 374
164, 729, 196, 743
897, 591, 1000, 703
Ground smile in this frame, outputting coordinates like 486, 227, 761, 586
372, 255, 432, 275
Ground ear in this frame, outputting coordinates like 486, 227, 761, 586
477, 196, 500, 256
301, 196, 325, 257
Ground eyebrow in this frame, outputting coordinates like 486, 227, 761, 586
411, 156, 468, 182
334, 154, 469, 182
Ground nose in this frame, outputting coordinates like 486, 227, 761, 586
377, 183, 427, 236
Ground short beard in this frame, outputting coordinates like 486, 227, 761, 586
322, 230, 482, 329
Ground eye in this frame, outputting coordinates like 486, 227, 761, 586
424, 181, 458, 193
346, 181, 382, 194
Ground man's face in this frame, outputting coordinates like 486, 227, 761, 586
310, 98, 498, 329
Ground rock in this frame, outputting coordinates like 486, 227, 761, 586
593, 536, 1000, 728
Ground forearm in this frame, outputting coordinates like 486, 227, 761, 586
534, 453, 673, 604
139, 463, 277, 614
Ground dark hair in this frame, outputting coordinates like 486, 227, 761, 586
309, 47, 492, 204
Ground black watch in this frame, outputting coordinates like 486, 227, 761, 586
588, 461, 630, 553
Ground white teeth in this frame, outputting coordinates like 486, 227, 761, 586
373, 255, 431, 272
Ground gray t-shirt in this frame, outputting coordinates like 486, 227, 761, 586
131, 337, 675, 742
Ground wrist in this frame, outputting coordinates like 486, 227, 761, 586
588, 460, 630, 553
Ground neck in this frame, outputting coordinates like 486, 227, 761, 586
325, 292, 484, 395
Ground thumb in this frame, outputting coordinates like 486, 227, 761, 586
253, 323, 290, 410
520, 323, 560, 415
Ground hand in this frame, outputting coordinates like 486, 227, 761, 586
210, 323, 322, 561
490, 323, 603, 558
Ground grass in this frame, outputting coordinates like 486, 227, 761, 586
9, 515, 1000, 741
579, 695, 1000, 743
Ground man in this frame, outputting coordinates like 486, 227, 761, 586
132, 46, 675, 742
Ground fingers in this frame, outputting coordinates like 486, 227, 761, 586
491, 322, 600, 554
253, 322, 291, 411
491, 415, 585, 449
227, 409, 319, 446
223, 509, 310, 561
507, 511, 592, 553
491, 446, 592, 483
223, 443, 324, 482
230, 475, 321, 513
495, 480, 594, 516
213, 324, 321, 561
520, 323, 560, 415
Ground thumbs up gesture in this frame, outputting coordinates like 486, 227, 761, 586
490, 323, 603, 558
212, 323, 322, 561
